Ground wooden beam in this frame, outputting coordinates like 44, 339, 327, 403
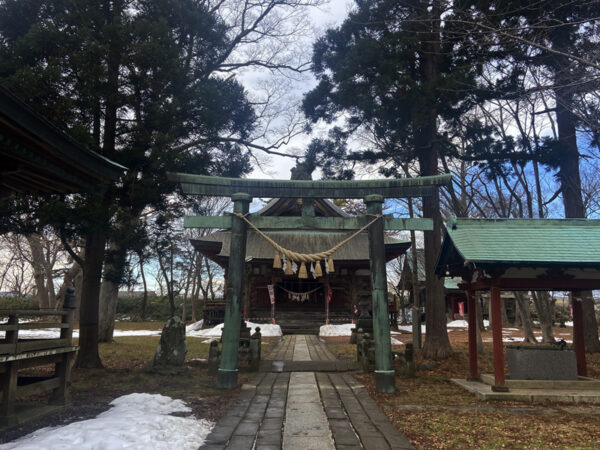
184, 215, 434, 231
169, 172, 451, 199
468, 278, 600, 291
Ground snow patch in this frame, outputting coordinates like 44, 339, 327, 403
0, 393, 214, 450
186, 320, 204, 332
446, 320, 468, 328
319, 323, 355, 337
186, 321, 282, 338
397, 325, 426, 333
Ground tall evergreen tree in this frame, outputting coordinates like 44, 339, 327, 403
0, 0, 254, 367
303, 0, 491, 359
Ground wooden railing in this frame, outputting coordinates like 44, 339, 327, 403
0, 309, 78, 425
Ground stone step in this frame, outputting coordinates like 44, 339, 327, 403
480, 373, 600, 390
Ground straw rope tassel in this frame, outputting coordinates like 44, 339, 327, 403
314, 261, 323, 278
327, 256, 335, 273
284, 259, 294, 275
273, 251, 282, 269
298, 262, 308, 279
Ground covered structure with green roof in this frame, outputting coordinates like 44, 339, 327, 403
436, 217, 600, 392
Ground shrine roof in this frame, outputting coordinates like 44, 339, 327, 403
436, 217, 600, 275
0, 86, 125, 195
192, 230, 409, 264
257, 197, 349, 217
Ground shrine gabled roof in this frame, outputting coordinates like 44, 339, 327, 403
192, 230, 409, 265
435, 217, 600, 275
257, 198, 349, 217
0, 86, 125, 195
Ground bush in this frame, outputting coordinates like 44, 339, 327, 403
116, 295, 210, 322
0, 295, 39, 310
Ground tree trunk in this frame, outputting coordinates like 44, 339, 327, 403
514, 291, 537, 343
76, 230, 106, 368
476, 298, 485, 355
98, 278, 119, 342
501, 297, 509, 327
582, 291, 600, 352
26, 234, 49, 309
56, 253, 84, 310
140, 259, 148, 320
554, 86, 600, 352
417, 1, 452, 360
531, 291, 554, 343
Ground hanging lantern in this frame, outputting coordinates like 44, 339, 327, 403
273, 251, 282, 269
298, 262, 308, 279
314, 261, 323, 278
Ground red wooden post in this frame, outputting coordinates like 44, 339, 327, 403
490, 282, 508, 391
466, 288, 479, 380
572, 292, 587, 377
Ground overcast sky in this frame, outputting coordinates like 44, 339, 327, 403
245, 0, 354, 181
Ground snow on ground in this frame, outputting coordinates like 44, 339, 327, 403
0, 329, 162, 340
186, 319, 204, 332
319, 323, 404, 345
186, 321, 282, 338
0, 393, 214, 450
397, 325, 426, 333
446, 320, 468, 328
0, 319, 282, 340
319, 323, 355, 337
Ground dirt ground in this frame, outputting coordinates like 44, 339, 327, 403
325, 325, 600, 449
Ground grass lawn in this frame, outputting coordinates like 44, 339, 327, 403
326, 327, 600, 449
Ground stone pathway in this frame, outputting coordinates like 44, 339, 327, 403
201, 335, 413, 449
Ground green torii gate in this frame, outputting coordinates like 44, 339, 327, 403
169, 172, 451, 393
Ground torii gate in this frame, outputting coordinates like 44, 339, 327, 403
169, 172, 451, 393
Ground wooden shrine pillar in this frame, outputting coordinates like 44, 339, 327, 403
490, 281, 508, 391
571, 291, 588, 377
217, 193, 251, 389
466, 286, 479, 381
365, 195, 395, 393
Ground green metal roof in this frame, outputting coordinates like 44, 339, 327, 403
436, 217, 600, 274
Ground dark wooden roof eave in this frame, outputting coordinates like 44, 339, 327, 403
0, 86, 126, 194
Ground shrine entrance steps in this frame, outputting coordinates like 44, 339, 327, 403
200, 335, 413, 450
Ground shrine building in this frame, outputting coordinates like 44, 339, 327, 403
192, 197, 410, 333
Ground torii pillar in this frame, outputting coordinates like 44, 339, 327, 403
217, 193, 251, 389
365, 195, 395, 393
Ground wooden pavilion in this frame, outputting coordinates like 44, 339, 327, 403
0, 86, 124, 197
192, 197, 410, 330
0, 87, 124, 424
436, 217, 600, 392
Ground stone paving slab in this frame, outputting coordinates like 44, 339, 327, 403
259, 360, 360, 372
201, 335, 414, 449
